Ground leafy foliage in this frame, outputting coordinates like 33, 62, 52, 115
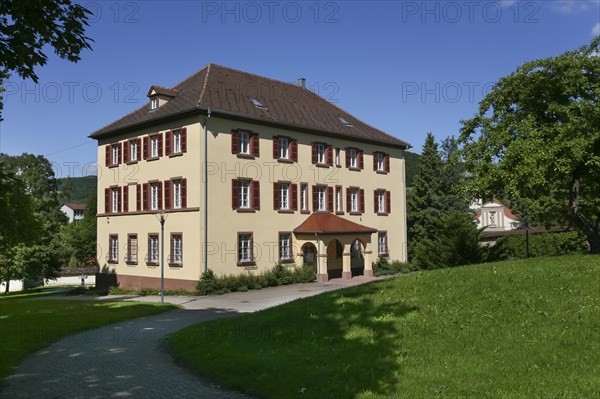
485, 231, 588, 261
0, 0, 93, 119
58, 176, 97, 204
459, 38, 600, 253
372, 256, 416, 276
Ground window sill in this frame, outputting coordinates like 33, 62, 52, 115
314, 163, 330, 168
126, 160, 139, 165
336, 211, 345, 215
237, 261, 256, 267
236, 153, 256, 159
349, 212, 362, 216
145, 156, 160, 162
376, 170, 388, 175
168, 152, 184, 158
146, 262, 159, 267
349, 167, 362, 172
278, 209, 294, 214
169, 263, 183, 268
300, 210, 311, 214
108, 164, 118, 169
125, 261, 138, 265
107, 260, 118, 264
236, 208, 256, 213
377, 212, 389, 216
277, 158, 294, 163
279, 258, 295, 264
378, 253, 390, 258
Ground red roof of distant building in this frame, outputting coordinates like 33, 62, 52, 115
63, 203, 86, 210
294, 213, 377, 234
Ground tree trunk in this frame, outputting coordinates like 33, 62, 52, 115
4, 280, 9, 294
570, 176, 600, 254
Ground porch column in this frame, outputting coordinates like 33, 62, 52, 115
342, 245, 352, 280
317, 238, 328, 282
363, 247, 373, 278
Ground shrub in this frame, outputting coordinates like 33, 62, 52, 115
486, 231, 587, 261
197, 269, 218, 296
373, 256, 416, 276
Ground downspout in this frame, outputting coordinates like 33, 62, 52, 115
203, 108, 211, 273
315, 232, 320, 278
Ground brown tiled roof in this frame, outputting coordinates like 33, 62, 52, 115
63, 203, 86, 210
90, 64, 409, 148
294, 213, 377, 234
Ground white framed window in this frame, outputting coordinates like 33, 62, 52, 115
238, 233, 252, 262
349, 148, 357, 168
130, 140, 138, 162
335, 147, 340, 166
150, 183, 159, 210
279, 137, 289, 159
318, 186, 326, 211
151, 136, 159, 158
239, 131, 250, 154
150, 97, 158, 110
173, 180, 182, 209
127, 234, 138, 263
378, 190, 385, 213
148, 235, 159, 264
280, 183, 289, 209
173, 130, 182, 154
351, 188, 358, 212
279, 233, 291, 261
377, 152, 384, 171
111, 145, 119, 165
378, 232, 388, 255
109, 235, 118, 263
301, 184, 308, 211
111, 188, 119, 213
239, 180, 250, 208
171, 234, 183, 265
316, 144, 325, 164
336, 186, 342, 212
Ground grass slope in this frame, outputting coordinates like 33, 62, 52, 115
166, 254, 600, 399
0, 298, 176, 380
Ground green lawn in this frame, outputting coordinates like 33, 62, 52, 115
0, 297, 177, 380
166, 254, 600, 399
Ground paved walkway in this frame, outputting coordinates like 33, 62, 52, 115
1, 278, 380, 399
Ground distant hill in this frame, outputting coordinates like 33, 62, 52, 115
58, 176, 97, 204
405, 151, 421, 187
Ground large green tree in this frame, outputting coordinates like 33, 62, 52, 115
0, 0, 92, 119
459, 38, 600, 253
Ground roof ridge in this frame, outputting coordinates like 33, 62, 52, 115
197, 63, 212, 106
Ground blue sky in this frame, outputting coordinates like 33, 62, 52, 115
0, 0, 598, 178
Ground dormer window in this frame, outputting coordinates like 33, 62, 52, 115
147, 85, 178, 112
150, 97, 158, 110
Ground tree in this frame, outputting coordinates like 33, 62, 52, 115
459, 38, 600, 253
60, 193, 97, 267
0, 0, 92, 119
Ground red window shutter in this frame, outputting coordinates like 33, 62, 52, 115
312, 185, 317, 212
291, 184, 298, 211
359, 189, 365, 213
273, 136, 279, 159
181, 128, 187, 153
124, 141, 130, 163
158, 181, 163, 209
346, 188, 351, 212
326, 145, 333, 166
327, 186, 333, 212
143, 183, 149, 211
232, 179, 238, 209
123, 186, 128, 212
105, 146, 111, 167
143, 137, 149, 159
384, 155, 390, 173
136, 184, 141, 211
252, 180, 260, 210
291, 139, 298, 162
181, 178, 187, 208
374, 190, 378, 213
231, 130, 238, 154
158, 134, 163, 157
346, 148, 350, 168
249, 234, 254, 261
166, 131, 172, 156
104, 188, 110, 213
251, 133, 260, 157
311, 143, 317, 164
165, 180, 171, 209
358, 150, 364, 169
373, 152, 377, 171
386, 191, 391, 214
273, 182, 280, 210
137, 139, 142, 160
117, 143, 122, 164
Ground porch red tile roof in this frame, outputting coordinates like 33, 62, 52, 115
294, 213, 377, 234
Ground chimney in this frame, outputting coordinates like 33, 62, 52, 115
297, 77, 306, 88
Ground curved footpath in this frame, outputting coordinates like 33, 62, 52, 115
1, 278, 375, 399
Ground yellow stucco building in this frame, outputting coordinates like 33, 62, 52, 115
90, 64, 410, 290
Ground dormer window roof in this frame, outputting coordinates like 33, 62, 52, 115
147, 85, 178, 111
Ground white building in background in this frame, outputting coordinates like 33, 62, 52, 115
61, 203, 86, 223
472, 199, 520, 232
